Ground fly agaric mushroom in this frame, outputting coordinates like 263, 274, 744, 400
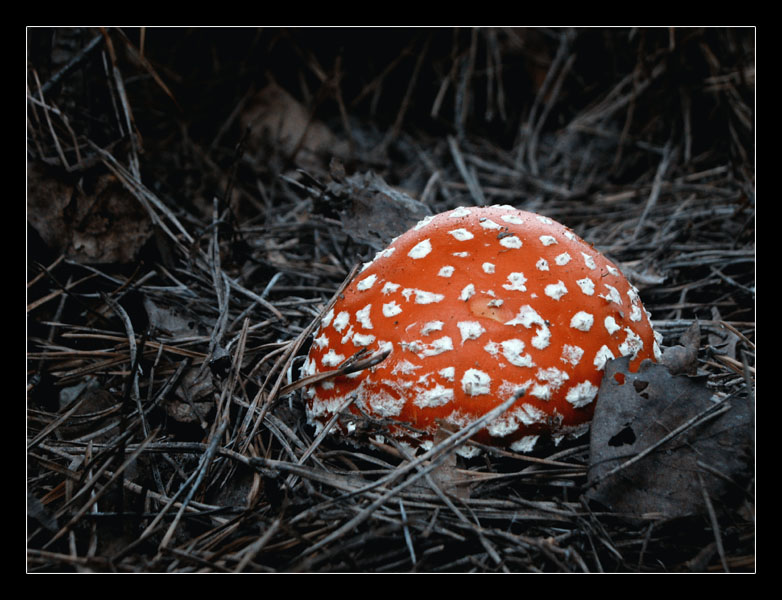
302, 205, 661, 455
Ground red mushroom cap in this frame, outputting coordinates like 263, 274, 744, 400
303, 205, 661, 455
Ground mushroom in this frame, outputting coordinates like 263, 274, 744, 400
303, 205, 661, 455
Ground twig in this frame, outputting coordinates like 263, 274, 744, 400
633, 142, 678, 240
448, 136, 485, 205
295, 392, 521, 559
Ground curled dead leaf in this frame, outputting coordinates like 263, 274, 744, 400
310, 163, 432, 250
241, 83, 349, 169
27, 162, 153, 264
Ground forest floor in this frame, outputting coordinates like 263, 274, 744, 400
26, 27, 755, 573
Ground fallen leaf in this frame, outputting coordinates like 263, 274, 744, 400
165, 368, 214, 427
585, 357, 753, 522
661, 321, 700, 375
143, 296, 202, 338
27, 162, 153, 264
317, 163, 432, 250
241, 83, 349, 169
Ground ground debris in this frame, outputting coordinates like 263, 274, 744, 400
27, 27, 754, 573
585, 356, 753, 522
293, 160, 432, 250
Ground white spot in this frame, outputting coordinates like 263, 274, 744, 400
582, 252, 597, 270
452, 251, 470, 258
403, 336, 454, 358
594, 345, 615, 370
340, 325, 354, 345
374, 246, 396, 260
414, 384, 454, 408
536, 215, 554, 225
414, 215, 435, 230
604, 316, 620, 335
427, 336, 454, 357
510, 435, 539, 453
544, 280, 568, 300
500, 214, 526, 225
457, 321, 486, 343
321, 349, 345, 367
487, 412, 520, 437
443, 410, 471, 429
455, 445, 481, 459
506, 304, 545, 329
382, 282, 400, 294
530, 383, 551, 401
314, 333, 329, 349
555, 252, 572, 266
619, 328, 644, 358
392, 360, 421, 375
421, 321, 444, 335
462, 369, 492, 396
382, 301, 403, 317
570, 311, 594, 332
502, 272, 527, 292
321, 308, 334, 328
479, 218, 501, 230
599, 284, 623, 305
368, 391, 405, 417
500, 339, 534, 368
459, 284, 476, 301
561, 344, 584, 366
566, 381, 599, 408
333, 311, 350, 333
629, 305, 643, 322
532, 329, 551, 350
516, 402, 547, 425
607, 264, 620, 276
438, 366, 455, 381
499, 235, 523, 249
402, 288, 445, 304
438, 265, 455, 277
352, 333, 375, 347
449, 228, 474, 241
539, 235, 557, 246
357, 274, 377, 291
506, 305, 551, 350
409, 239, 432, 259
576, 278, 595, 295
482, 262, 495, 274
536, 258, 549, 271
302, 357, 316, 377
537, 367, 569, 390
356, 304, 373, 329
449, 206, 472, 218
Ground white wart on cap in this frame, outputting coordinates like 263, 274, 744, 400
303, 205, 661, 455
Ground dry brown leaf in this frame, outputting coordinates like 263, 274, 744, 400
27, 162, 153, 264
241, 83, 349, 169
660, 321, 701, 375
